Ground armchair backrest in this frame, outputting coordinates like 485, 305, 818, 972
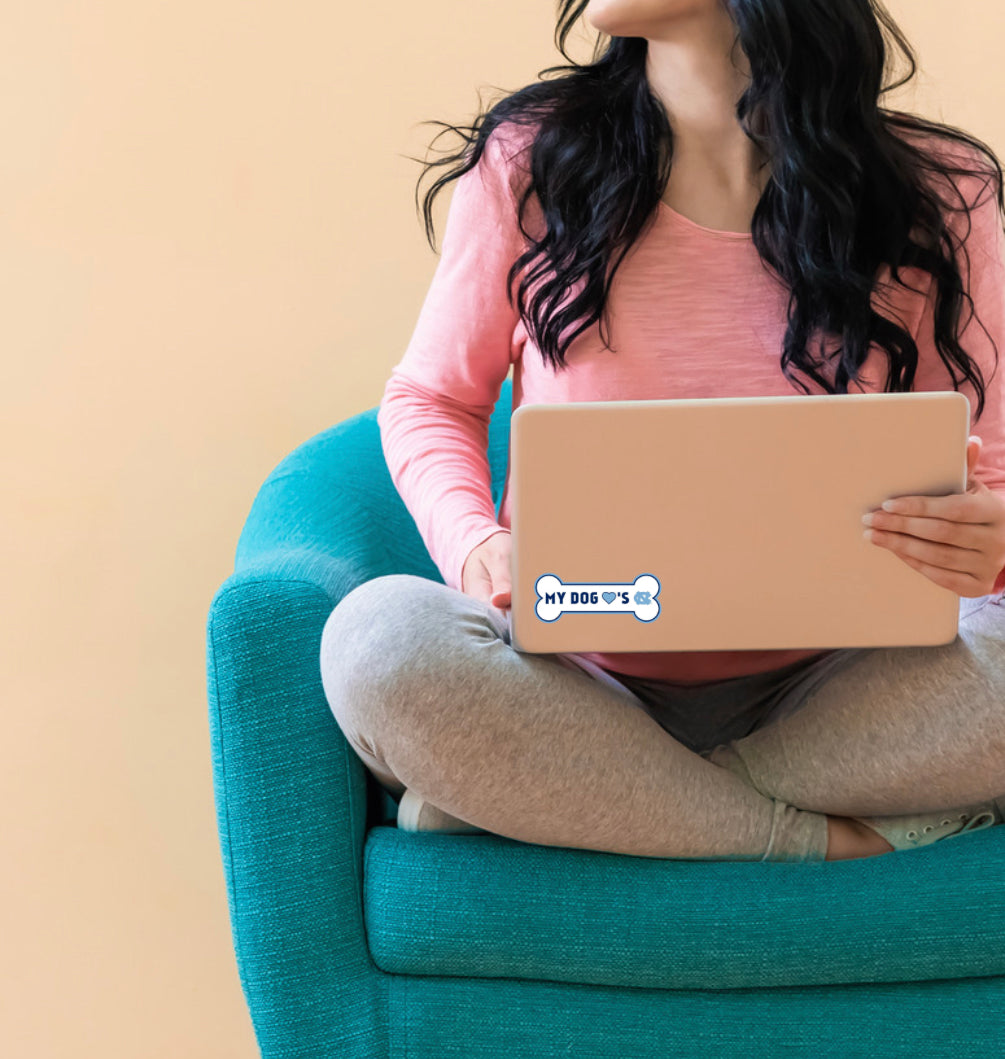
233, 376, 514, 583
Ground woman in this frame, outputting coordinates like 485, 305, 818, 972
319, 0, 1005, 862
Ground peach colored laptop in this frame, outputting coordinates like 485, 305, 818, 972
508, 392, 971, 655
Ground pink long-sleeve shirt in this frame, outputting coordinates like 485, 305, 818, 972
377, 121, 1005, 684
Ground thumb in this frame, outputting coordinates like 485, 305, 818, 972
488, 559, 512, 610
966, 434, 983, 489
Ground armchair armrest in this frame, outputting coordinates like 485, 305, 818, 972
207, 556, 388, 1058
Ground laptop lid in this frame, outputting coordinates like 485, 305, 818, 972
509, 391, 970, 654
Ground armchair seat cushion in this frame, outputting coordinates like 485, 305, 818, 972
363, 825, 1005, 990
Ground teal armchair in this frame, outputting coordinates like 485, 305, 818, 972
206, 377, 1005, 1058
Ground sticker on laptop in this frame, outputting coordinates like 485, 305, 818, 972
534, 573, 661, 623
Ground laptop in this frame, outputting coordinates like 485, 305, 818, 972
508, 391, 971, 654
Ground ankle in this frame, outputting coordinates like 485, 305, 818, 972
825, 815, 894, 860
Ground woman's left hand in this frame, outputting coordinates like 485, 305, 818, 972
861, 435, 1005, 598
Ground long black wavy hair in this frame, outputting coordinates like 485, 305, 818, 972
411, 0, 1003, 423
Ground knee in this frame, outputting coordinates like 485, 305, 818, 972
321, 574, 445, 662
319, 573, 446, 731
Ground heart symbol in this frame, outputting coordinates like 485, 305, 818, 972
602, 591, 616, 604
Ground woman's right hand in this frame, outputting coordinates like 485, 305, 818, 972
460, 530, 512, 610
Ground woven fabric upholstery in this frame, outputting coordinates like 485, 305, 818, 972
364, 826, 1005, 989
207, 377, 1005, 1058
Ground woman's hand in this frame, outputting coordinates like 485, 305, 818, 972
861, 435, 1005, 598
460, 530, 513, 610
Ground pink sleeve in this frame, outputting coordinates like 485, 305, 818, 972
915, 161, 1005, 594
376, 127, 528, 592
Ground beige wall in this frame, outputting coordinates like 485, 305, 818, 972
3, 3, 1002, 1054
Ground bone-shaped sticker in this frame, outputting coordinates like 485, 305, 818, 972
534, 574, 661, 623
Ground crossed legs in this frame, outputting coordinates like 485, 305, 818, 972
319, 575, 1005, 862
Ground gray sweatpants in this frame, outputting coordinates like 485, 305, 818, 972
319, 573, 1005, 862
